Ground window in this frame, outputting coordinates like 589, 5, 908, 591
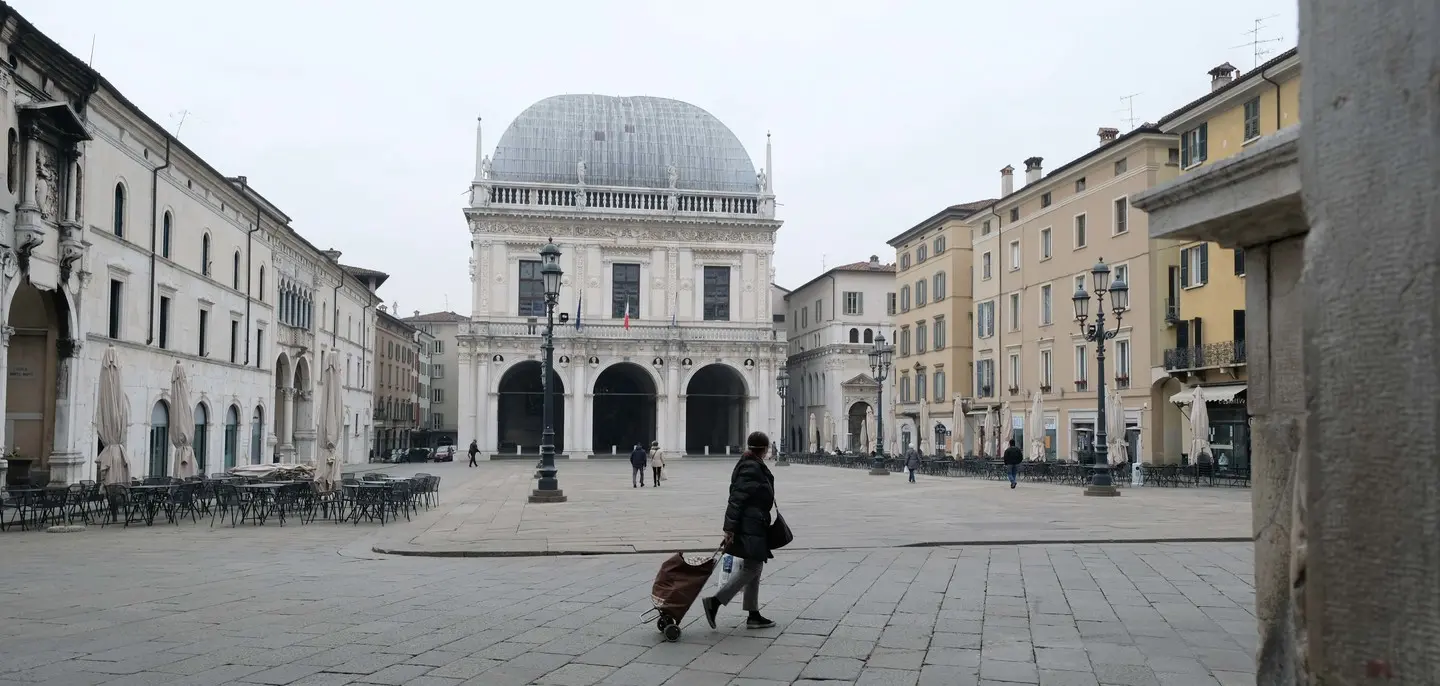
432, 364, 445, 379
1009, 293, 1021, 331
800, 306, 808, 328
887, 293, 897, 315
934, 371, 946, 402
517, 260, 544, 316
1075, 177, 1087, 192
201, 234, 211, 276
223, 405, 240, 469
432, 414, 444, 430
107, 279, 123, 339
864, 328, 874, 343
900, 286, 910, 312
1168, 148, 1180, 165
981, 252, 992, 280
149, 400, 170, 477
900, 253, 911, 269
1040, 228, 1053, 259
1040, 285, 1053, 325
916, 244, 928, 262
933, 235, 946, 253
916, 369, 927, 401
915, 279, 928, 306
1114, 158, 1128, 175
1243, 97, 1262, 141
1008, 353, 1020, 389
900, 376, 911, 402
198, 308, 209, 356
158, 296, 171, 349
703, 266, 731, 321
4, 129, 13, 194
899, 327, 911, 355
1114, 197, 1129, 234
933, 317, 946, 349
1041, 192, 1052, 208
1235, 248, 1246, 276
814, 299, 822, 321
1114, 264, 1129, 289
1181, 244, 1210, 287
232, 252, 241, 290
932, 272, 947, 300
1074, 274, 1086, 295
432, 340, 443, 354
257, 266, 266, 301
1181, 123, 1209, 168
916, 321, 928, 353
1115, 339, 1132, 382
611, 263, 640, 318
976, 360, 995, 396
194, 403, 208, 472
1074, 345, 1088, 383
255, 329, 264, 367
432, 388, 444, 403
981, 220, 992, 235
161, 211, 173, 258
229, 320, 239, 363
250, 407, 264, 465
1009, 241, 1021, 270
976, 301, 995, 338
1009, 208, 1019, 222
1074, 214, 1088, 248
112, 183, 126, 237
843, 291, 862, 315
1040, 349, 1053, 388
849, 328, 859, 343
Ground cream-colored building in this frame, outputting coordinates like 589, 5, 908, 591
970, 128, 1180, 461
885, 201, 991, 455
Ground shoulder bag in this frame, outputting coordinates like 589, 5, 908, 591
768, 504, 794, 550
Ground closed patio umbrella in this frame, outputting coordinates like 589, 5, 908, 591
823, 410, 835, 453
998, 402, 1013, 457
980, 410, 993, 458
807, 413, 817, 453
1107, 386, 1129, 465
316, 351, 345, 488
169, 361, 196, 478
1188, 385, 1211, 463
94, 345, 131, 485
862, 406, 875, 453
917, 399, 930, 455
1029, 391, 1046, 461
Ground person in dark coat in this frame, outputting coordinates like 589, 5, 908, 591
1002, 439, 1024, 488
629, 443, 648, 488
703, 431, 777, 630
467, 440, 480, 467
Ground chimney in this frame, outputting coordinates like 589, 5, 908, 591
869, 255, 880, 269
234, 175, 248, 185
1023, 157, 1044, 185
377, 304, 388, 313
1209, 62, 1238, 91
413, 310, 420, 318
1000, 165, 1015, 196
321, 248, 342, 263
1097, 127, 1120, 144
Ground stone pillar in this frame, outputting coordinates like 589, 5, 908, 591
279, 388, 295, 457
570, 362, 586, 457
457, 346, 473, 445
666, 362, 680, 451
0, 326, 11, 494
47, 337, 84, 483
1297, 2, 1440, 680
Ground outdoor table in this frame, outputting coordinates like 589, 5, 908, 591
233, 483, 286, 525
126, 484, 174, 525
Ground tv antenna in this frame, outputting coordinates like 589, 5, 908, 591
87, 35, 96, 67
1117, 93, 1142, 131
169, 109, 199, 137
1234, 15, 1284, 68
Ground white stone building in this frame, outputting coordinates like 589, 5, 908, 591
414, 323, 435, 444
404, 310, 465, 447
0, 10, 382, 485
783, 257, 896, 453
458, 95, 786, 457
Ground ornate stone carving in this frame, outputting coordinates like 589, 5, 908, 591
680, 278, 693, 291
1, 326, 14, 347
478, 244, 491, 313
0, 248, 16, 280
468, 256, 475, 279
34, 143, 60, 221
56, 337, 81, 359
587, 277, 600, 288
651, 277, 664, 289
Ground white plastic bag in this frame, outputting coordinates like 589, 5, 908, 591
716, 553, 744, 589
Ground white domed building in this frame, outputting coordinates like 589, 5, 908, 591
458, 95, 784, 458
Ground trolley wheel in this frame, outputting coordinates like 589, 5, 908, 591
663, 623, 682, 642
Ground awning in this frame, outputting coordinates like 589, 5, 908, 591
1170, 384, 1248, 405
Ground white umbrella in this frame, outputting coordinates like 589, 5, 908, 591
917, 399, 930, 455
864, 405, 877, 454
998, 402, 1013, 456
1188, 385, 1211, 463
951, 395, 966, 457
316, 351, 345, 488
807, 413, 817, 453
94, 345, 131, 485
169, 361, 196, 478
980, 410, 993, 457
1029, 391, 1046, 462
823, 410, 835, 452
1107, 386, 1129, 465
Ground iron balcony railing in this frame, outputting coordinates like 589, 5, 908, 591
1164, 340, 1248, 371
1164, 299, 1181, 324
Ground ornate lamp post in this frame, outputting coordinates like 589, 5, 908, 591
775, 369, 790, 466
1072, 258, 1129, 498
867, 333, 894, 476
934, 422, 952, 458
529, 240, 567, 504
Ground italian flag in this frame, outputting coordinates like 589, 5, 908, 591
623, 301, 631, 330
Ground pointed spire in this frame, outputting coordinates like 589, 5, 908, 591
473, 116, 485, 182
764, 131, 773, 193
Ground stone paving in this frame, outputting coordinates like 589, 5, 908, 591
374, 460, 1253, 556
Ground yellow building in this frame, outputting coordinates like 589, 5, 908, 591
885, 201, 993, 454
1148, 48, 1301, 469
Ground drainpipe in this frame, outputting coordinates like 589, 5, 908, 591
239, 177, 260, 365
1260, 67, 1283, 130
331, 282, 341, 348
145, 137, 172, 345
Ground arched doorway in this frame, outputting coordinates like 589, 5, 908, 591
4, 277, 71, 483
250, 406, 265, 464
273, 352, 290, 456
223, 405, 240, 469
847, 401, 870, 452
149, 400, 170, 476
592, 363, 657, 453
292, 356, 314, 461
194, 403, 209, 473
496, 361, 566, 454
685, 364, 747, 454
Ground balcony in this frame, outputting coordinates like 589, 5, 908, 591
471, 181, 773, 220
463, 321, 782, 344
1164, 299, 1181, 325
277, 324, 315, 351
1164, 340, 1248, 372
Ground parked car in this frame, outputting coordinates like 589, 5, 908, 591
432, 445, 457, 462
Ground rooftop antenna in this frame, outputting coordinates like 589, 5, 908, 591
1117, 93, 1142, 131
444, 294, 450, 310
821, 254, 828, 271
1234, 15, 1284, 68
87, 35, 96, 67
169, 109, 192, 137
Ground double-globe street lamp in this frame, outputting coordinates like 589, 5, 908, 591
528, 240, 567, 504
867, 333, 894, 476
775, 369, 790, 466
1071, 258, 1129, 498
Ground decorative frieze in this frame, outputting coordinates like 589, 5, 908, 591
470, 220, 775, 245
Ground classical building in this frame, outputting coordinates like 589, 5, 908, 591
403, 310, 466, 447
970, 129, 1180, 463
372, 305, 418, 457
458, 95, 785, 457
782, 256, 894, 453
885, 201, 991, 455
414, 324, 435, 447
1148, 48, 1300, 469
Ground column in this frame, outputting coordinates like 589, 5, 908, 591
19, 124, 39, 207
665, 363, 680, 451
570, 362, 586, 457
47, 338, 84, 483
0, 326, 12, 492
280, 388, 295, 455
63, 148, 80, 223
457, 347, 473, 444
475, 354, 490, 455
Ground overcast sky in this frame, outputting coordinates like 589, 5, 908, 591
16, 0, 1297, 314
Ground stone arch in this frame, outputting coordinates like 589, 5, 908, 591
496, 359, 566, 454
3, 276, 74, 482
864, 328, 874, 344
1150, 375, 1187, 465
847, 401, 871, 451
194, 401, 210, 473
292, 355, 314, 460
684, 363, 748, 454
849, 327, 859, 343
592, 360, 664, 394
201, 231, 212, 276
112, 178, 128, 236
591, 361, 658, 453
161, 208, 174, 258
149, 398, 171, 477
223, 403, 241, 470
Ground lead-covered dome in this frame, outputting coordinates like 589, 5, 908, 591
490, 95, 759, 193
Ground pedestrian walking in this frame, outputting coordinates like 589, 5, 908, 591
1003, 439, 1023, 488
905, 450, 921, 483
630, 443, 648, 488
649, 440, 665, 487
467, 440, 479, 467
702, 431, 778, 630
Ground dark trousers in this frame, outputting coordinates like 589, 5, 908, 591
633, 465, 645, 486
1007, 464, 1019, 485
468, 453, 478, 467
714, 559, 763, 611
652, 466, 662, 484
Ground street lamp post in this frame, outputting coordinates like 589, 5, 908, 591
529, 240, 567, 504
867, 333, 894, 476
775, 369, 790, 466
1072, 258, 1129, 498
934, 422, 952, 458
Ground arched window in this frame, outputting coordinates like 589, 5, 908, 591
149, 400, 170, 477
849, 328, 859, 343
194, 403, 209, 472
161, 210, 173, 258
232, 251, 242, 290
6, 128, 16, 194
113, 183, 127, 237
201, 233, 212, 276
258, 266, 266, 301
223, 405, 240, 469
250, 406, 265, 465
864, 328, 874, 344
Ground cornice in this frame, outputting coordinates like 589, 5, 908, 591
465, 207, 782, 232
469, 219, 777, 245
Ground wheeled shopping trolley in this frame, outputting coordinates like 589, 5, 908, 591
643, 548, 720, 641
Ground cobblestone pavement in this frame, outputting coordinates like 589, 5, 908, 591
374, 460, 1252, 556
0, 499, 1257, 686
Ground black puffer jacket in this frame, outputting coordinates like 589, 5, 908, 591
723, 455, 775, 561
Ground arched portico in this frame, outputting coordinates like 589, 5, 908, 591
592, 362, 658, 453
2, 276, 80, 484
497, 360, 566, 454
684, 363, 748, 454
847, 401, 870, 452
292, 356, 315, 461
273, 352, 292, 460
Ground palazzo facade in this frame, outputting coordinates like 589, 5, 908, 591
458, 95, 785, 456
